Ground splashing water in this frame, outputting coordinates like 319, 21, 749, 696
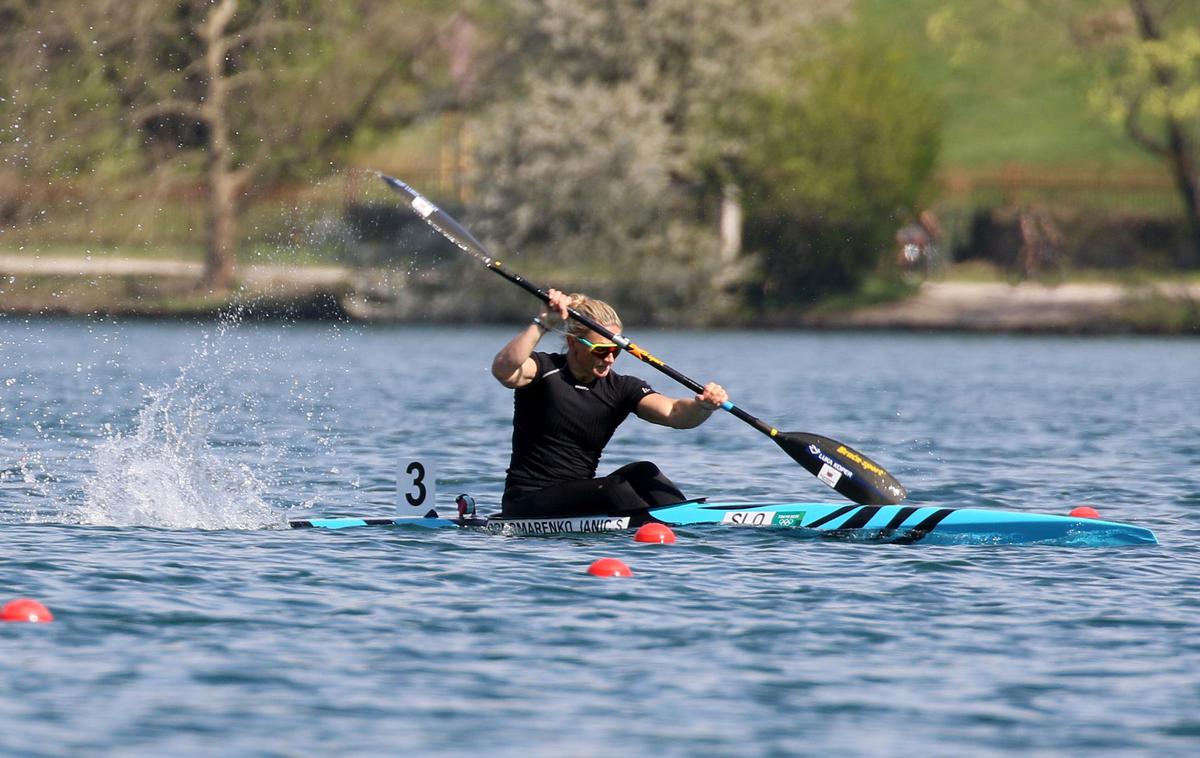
81, 386, 277, 530
79, 316, 284, 530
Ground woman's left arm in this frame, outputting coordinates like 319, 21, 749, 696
636, 383, 727, 429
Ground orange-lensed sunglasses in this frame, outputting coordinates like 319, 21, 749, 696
575, 335, 621, 359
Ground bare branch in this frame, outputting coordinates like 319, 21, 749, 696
1124, 92, 1168, 156
315, 50, 414, 157
225, 18, 298, 50
198, 0, 239, 46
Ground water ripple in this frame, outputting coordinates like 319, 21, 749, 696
2, 324, 1198, 756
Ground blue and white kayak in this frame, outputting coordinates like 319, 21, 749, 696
288, 500, 1157, 547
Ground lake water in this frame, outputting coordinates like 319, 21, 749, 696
1, 318, 1197, 756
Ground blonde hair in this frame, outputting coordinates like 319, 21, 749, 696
563, 293, 622, 338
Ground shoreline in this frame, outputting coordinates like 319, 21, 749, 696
1, 254, 1197, 334
799, 280, 1198, 335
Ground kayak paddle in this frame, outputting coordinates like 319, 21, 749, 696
379, 174, 907, 505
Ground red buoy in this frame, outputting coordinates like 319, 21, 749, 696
1070, 506, 1101, 519
1, 598, 54, 623
634, 523, 677, 544
587, 558, 632, 577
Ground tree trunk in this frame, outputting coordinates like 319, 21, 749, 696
198, 0, 241, 294
204, 162, 239, 293
1129, 0, 1200, 266
1162, 122, 1200, 267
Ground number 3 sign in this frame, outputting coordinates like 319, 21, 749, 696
397, 459, 437, 511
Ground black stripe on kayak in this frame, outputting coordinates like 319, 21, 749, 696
839, 506, 883, 530
884, 506, 920, 530
804, 505, 860, 529
890, 508, 956, 545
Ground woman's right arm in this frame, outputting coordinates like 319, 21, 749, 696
491, 319, 545, 388
493, 289, 571, 388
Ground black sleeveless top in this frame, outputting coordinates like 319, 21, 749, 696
503, 352, 656, 497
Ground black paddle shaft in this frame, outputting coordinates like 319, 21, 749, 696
485, 258, 772, 427
380, 174, 907, 505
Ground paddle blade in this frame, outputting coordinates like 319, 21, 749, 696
775, 432, 907, 505
379, 174, 493, 263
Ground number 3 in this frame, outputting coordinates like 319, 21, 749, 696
398, 458, 437, 511
405, 461, 427, 506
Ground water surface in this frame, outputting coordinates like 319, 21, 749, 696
1, 319, 1196, 756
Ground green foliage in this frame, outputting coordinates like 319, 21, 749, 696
0, 0, 454, 244
1090, 16, 1200, 144
0, 2, 139, 224
734, 34, 942, 304
0, 0, 475, 292
469, 75, 720, 321
467, 0, 845, 319
473, 78, 682, 264
1116, 287, 1200, 334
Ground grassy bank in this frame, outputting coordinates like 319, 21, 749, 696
854, 0, 1155, 171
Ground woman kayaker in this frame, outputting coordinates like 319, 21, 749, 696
492, 288, 728, 518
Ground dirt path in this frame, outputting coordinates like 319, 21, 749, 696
0, 254, 350, 286
804, 279, 1199, 332
836, 281, 1126, 330
2, 254, 1195, 330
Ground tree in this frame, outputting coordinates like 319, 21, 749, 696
0, 2, 134, 226
0, 0, 452, 292
927, 0, 1200, 266
466, 0, 848, 320
1091, 0, 1200, 265
730, 35, 942, 303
